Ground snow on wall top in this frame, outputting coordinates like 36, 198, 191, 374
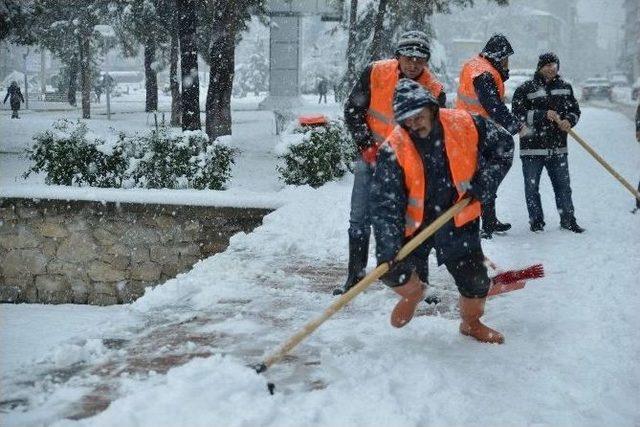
0, 185, 287, 210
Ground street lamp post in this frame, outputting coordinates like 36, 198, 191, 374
106, 72, 111, 120
94, 24, 116, 120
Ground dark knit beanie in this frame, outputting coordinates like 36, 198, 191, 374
393, 78, 438, 123
537, 52, 560, 71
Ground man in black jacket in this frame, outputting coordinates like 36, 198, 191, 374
456, 34, 527, 238
370, 79, 513, 343
512, 52, 584, 233
334, 31, 446, 296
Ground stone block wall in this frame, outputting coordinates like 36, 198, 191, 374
0, 198, 270, 305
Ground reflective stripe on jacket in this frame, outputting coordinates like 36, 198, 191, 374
383, 108, 482, 236
455, 55, 505, 117
366, 59, 444, 145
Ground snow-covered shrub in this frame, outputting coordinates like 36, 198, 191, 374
233, 52, 269, 98
25, 119, 127, 187
25, 120, 236, 190
125, 129, 236, 190
276, 119, 356, 188
189, 135, 236, 190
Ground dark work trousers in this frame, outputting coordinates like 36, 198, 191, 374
521, 153, 576, 224
383, 243, 490, 298
349, 159, 374, 241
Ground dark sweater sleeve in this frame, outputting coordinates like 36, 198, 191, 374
3, 92, 9, 104
511, 83, 546, 127
636, 103, 640, 132
474, 72, 522, 135
344, 64, 374, 151
371, 144, 407, 263
370, 144, 414, 285
438, 90, 447, 108
467, 114, 514, 204
561, 84, 581, 127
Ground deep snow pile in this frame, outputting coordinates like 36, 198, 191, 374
1, 107, 639, 427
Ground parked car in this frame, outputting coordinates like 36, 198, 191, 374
581, 77, 613, 101
610, 74, 629, 88
504, 68, 535, 102
632, 78, 640, 100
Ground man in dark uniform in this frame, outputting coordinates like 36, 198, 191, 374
512, 52, 584, 232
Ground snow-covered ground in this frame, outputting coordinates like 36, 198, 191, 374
1, 103, 639, 426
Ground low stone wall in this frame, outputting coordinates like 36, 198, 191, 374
0, 198, 271, 305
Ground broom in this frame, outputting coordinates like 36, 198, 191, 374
487, 263, 545, 296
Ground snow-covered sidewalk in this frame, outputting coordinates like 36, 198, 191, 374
1, 106, 639, 426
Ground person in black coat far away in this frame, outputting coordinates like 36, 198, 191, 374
4, 81, 25, 119
317, 76, 328, 104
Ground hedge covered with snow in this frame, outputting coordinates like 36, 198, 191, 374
24, 119, 237, 190
276, 119, 356, 188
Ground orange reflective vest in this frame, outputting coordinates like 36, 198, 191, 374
383, 108, 482, 236
366, 59, 444, 146
455, 55, 505, 118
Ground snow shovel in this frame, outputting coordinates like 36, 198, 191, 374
567, 129, 640, 202
254, 198, 473, 378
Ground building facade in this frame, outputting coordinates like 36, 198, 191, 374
621, 0, 640, 82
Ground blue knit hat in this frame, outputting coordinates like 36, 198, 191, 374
393, 78, 438, 123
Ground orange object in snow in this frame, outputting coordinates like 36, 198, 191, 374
298, 114, 328, 126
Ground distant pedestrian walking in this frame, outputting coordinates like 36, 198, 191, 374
94, 83, 103, 104
317, 76, 328, 104
3, 81, 25, 119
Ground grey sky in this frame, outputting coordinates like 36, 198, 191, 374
577, 0, 625, 49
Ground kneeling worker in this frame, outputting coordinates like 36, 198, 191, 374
371, 79, 514, 343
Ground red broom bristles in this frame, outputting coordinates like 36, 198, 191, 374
491, 264, 545, 286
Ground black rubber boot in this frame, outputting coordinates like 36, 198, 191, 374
481, 199, 511, 239
560, 217, 585, 233
333, 234, 369, 295
530, 220, 545, 232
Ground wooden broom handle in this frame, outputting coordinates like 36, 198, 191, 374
568, 129, 640, 201
258, 198, 472, 372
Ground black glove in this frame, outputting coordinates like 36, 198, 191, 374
380, 258, 413, 287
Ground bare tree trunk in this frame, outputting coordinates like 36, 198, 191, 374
40, 49, 46, 94
177, 0, 201, 130
405, 1, 432, 35
205, 2, 236, 140
170, 19, 181, 126
79, 36, 91, 119
67, 57, 78, 106
344, 0, 358, 98
369, 0, 388, 61
22, 48, 29, 109
144, 36, 158, 112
